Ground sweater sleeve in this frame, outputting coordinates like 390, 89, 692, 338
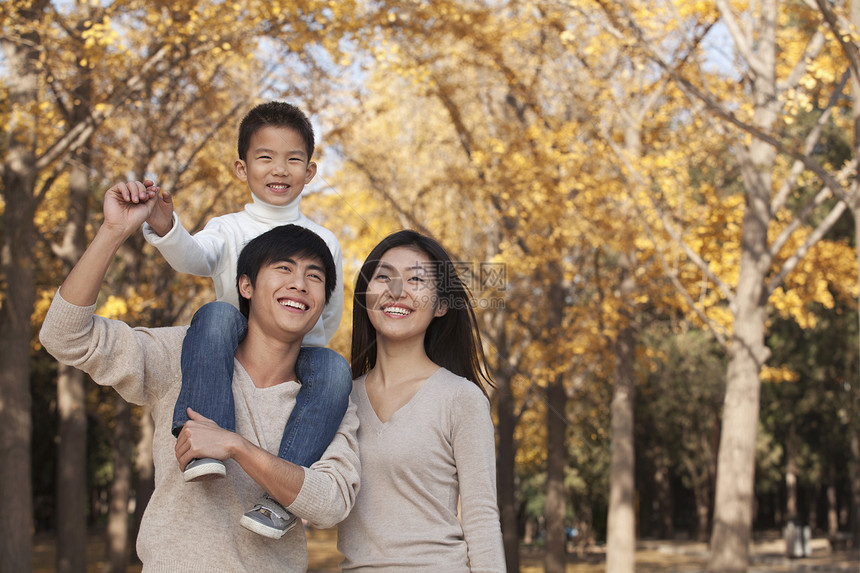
287, 398, 360, 529
142, 213, 228, 278
452, 385, 507, 572
39, 288, 186, 405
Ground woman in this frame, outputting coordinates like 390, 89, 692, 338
338, 230, 506, 572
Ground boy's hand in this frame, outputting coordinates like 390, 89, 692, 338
146, 186, 175, 237
103, 180, 160, 236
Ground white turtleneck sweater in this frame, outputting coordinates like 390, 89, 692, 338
143, 194, 343, 347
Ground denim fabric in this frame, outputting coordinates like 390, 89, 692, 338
173, 301, 246, 434
172, 301, 352, 466
278, 346, 352, 466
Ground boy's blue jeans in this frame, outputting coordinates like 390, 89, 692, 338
172, 301, 352, 467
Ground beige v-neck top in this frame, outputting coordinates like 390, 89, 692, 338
338, 368, 505, 572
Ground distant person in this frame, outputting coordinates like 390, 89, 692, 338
339, 230, 506, 571
141, 101, 351, 538
39, 184, 360, 571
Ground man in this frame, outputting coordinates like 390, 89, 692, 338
39, 181, 359, 572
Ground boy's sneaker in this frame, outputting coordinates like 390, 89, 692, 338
240, 493, 298, 539
183, 458, 226, 482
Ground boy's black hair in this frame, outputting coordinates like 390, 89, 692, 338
236, 224, 336, 318
237, 101, 315, 162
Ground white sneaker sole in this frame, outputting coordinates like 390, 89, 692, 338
239, 514, 297, 539
183, 461, 226, 482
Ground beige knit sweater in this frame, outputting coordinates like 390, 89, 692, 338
40, 290, 360, 573
338, 368, 506, 572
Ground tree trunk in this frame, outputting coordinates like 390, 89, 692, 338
56, 137, 92, 573
708, 1, 777, 570
707, 174, 772, 571
495, 369, 520, 572
607, 317, 636, 573
684, 457, 711, 542
0, 194, 37, 573
543, 375, 568, 573
708, 310, 767, 572
654, 465, 673, 540
785, 422, 798, 524
850, 422, 860, 547
846, 0, 860, 551
0, 4, 47, 570
828, 462, 839, 537
104, 396, 133, 573
695, 482, 710, 543
574, 500, 595, 556
56, 366, 88, 573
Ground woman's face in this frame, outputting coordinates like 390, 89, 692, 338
365, 246, 447, 344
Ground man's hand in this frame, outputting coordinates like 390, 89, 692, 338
145, 186, 175, 237
58, 179, 162, 306
103, 180, 161, 235
175, 408, 243, 471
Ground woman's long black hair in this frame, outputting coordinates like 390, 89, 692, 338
350, 230, 494, 396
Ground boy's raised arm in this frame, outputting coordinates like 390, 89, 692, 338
61, 180, 160, 306
144, 186, 175, 237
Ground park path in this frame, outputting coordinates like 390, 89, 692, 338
33, 526, 859, 572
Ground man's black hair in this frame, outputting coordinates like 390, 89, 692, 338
236, 224, 335, 318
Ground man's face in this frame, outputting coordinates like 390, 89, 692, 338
234, 125, 317, 206
239, 255, 326, 341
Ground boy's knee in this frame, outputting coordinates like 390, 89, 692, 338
299, 347, 352, 387
194, 301, 238, 322
329, 351, 351, 379
190, 301, 246, 336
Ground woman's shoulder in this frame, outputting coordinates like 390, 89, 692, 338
431, 368, 487, 400
350, 373, 368, 394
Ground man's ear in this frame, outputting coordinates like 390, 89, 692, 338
234, 159, 248, 181
238, 275, 253, 299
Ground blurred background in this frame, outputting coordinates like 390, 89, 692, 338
2, 1, 860, 572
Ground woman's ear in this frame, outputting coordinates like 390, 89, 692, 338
434, 299, 448, 318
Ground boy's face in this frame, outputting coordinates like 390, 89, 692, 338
239, 255, 327, 342
234, 126, 317, 207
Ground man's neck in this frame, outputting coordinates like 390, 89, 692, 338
235, 329, 302, 388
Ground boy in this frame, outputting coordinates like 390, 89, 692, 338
139, 101, 351, 538
39, 183, 360, 571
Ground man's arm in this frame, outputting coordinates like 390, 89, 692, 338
40, 179, 185, 406
62, 180, 160, 305
176, 402, 360, 528
175, 408, 306, 501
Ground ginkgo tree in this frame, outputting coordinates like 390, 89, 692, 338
593, 0, 860, 570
